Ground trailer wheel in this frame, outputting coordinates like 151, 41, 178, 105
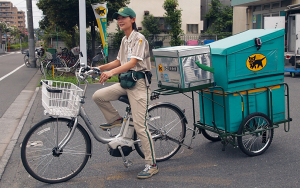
201, 129, 221, 142
237, 112, 274, 156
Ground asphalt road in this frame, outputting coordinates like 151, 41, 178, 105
0, 52, 38, 117
1, 68, 300, 188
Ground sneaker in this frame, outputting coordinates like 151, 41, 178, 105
137, 164, 159, 179
99, 117, 122, 129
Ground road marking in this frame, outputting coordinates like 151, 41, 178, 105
0, 52, 18, 57
0, 64, 25, 82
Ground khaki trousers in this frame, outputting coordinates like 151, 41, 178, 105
92, 79, 156, 165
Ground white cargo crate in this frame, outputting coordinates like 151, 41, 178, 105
41, 80, 83, 117
153, 45, 214, 91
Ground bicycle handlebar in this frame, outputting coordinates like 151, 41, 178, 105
77, 66, 101, 82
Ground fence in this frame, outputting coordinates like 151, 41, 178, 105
74, 33, 233, 62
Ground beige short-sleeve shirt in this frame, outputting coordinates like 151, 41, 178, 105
117, 30, 151, 72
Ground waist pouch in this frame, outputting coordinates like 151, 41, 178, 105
119, 71, 145, 89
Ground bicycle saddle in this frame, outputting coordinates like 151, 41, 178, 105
118, 95, 130, 105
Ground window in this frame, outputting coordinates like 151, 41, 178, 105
156, 17, 170, 32
272, 2, 280, 9
5, 3, 8, 6
263, 4, 270, 10
253, 5, 261, 12
253, 14, 261, 29
187, 24, 198, 34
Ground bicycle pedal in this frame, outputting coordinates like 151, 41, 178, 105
123, 160, 133, 168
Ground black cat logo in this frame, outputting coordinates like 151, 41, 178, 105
158, 64, 163, 72
95, 7, 106, 16
246, 54, 267, 71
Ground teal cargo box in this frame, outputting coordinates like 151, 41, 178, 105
199, 84, 285, 132
208, 29, 285, 92
199, 29, 286, 132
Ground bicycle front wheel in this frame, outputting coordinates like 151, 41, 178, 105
134, 103, 186, 162
39, 59, 48, 75
24, 59, 30, 67
21, 118, 91, 183
24, 54, 29, 63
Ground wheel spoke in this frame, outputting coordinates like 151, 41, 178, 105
21, 118, 90, 183
238, 113, 273, 156
135, 104, 186, 162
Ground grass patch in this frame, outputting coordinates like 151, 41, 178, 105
39, 71, 119, 86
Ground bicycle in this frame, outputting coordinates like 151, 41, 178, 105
89, 45, 106, 67
24, 47, 45, 68
21, 66, 187, 183
45, 46, 102, 77
45, 53, 68, 77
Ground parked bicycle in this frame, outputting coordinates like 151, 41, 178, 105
44, 46, 104, 77
23, 47, 45, 68
21, 66, 186, 183
45, 53, 68, 77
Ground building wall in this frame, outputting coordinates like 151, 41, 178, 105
107, 0, 203, 34
0, 1, 26, 29
232, 0, 298, 33
232, 6, 248, 34
292, 0, 300, 4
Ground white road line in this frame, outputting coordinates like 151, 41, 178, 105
0, 64, 25, 82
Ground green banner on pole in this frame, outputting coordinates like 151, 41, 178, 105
92, 3, 108, 61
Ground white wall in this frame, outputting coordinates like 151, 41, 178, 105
232, 6, 248, 34
292, 0, 300, 4
107, 0, 203, 34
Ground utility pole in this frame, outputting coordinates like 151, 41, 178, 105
26, 0, 36, 68
79, 0, 87, 67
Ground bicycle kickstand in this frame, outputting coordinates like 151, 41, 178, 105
117, 146, 133, 168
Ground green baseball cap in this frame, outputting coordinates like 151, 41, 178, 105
112, 7, 136, 19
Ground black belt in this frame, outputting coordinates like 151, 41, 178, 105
135, 71, 145, 80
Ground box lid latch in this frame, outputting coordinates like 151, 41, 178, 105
254, 38, 262, 50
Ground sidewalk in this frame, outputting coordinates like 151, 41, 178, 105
0, 70, 41, 179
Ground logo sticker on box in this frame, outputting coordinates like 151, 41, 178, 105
158, 64, 163, 72
246, 54, 267, 71
164, 74, 169, 82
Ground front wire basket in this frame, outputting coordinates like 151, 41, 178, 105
41, 80, 83, 117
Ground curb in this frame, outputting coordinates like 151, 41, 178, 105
0, 87, 39, 180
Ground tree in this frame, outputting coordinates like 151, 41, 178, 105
204, 0, 233, 34
163, 0, 183, 46
37, 0, 129, 55
140, 14, 161, 48
141, 14, 161, 36
0, 22, 7, 47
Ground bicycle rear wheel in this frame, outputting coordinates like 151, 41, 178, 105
21, 118, 91, 183
134, 103, 186, 162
